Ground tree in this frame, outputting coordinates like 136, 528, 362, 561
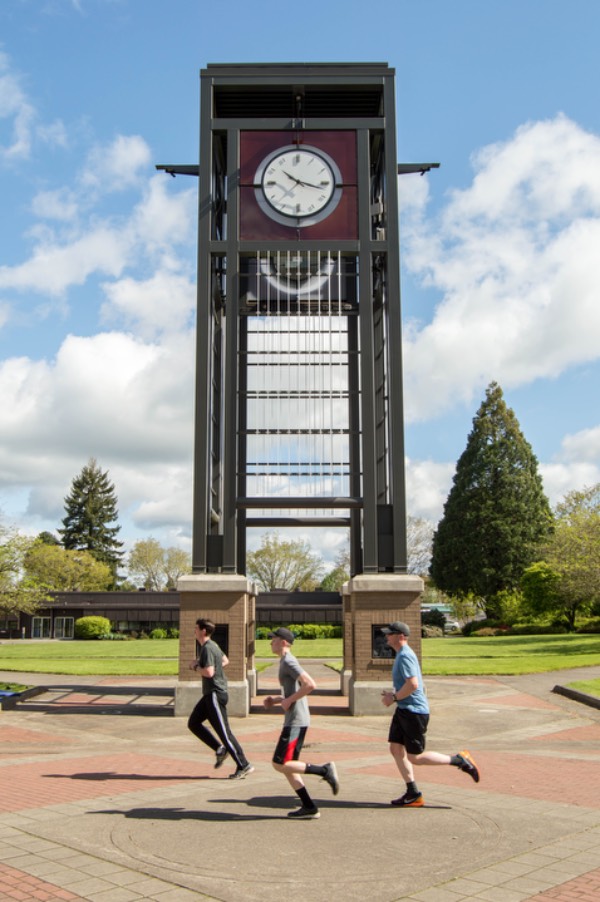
321, 548, 350, 592
36, 531, 60, 546
24, 543, 112, 592
163, 546, 192, 589
0, 526, 51, 619
127, 538, 191, 590
526, 484, 600, 629
246, 532, 325, 592
430, 382, 552, 617
407, 516, 434, 576
59, 458, 124, 584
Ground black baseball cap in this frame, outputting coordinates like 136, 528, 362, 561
268, 627, 295, 644
381, 621, 410, 637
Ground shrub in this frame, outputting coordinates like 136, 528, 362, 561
149, 628, 168, 640
576, 619, 600, 634
470, 627, 498, 637
74, 616, 111, 640
167, 628, 180, 639
421, 609, 446, 629
421, 625, 443, 638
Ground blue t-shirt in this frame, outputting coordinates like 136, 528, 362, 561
392, 644, 429, 714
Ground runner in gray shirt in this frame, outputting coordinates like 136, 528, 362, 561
263, 627, 339, 819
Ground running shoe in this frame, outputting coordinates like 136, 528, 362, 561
228, 764, 254, 780
287, 806, 320, 819
214, 746, 228, 769
322, 762, 340, 795
456, 750, 480, 783
390, 792, 424, 807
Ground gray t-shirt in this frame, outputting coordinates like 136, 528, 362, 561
279, 650, 310, 727
199, 638, 228, 697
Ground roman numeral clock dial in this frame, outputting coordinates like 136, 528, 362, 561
254, 144, 343, 227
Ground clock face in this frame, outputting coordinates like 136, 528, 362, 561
254, 144, 343, 227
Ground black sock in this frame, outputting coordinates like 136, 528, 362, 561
450, 755, 462, 767
407, 781, 419, 796
305, 764, 327, 777
296, 786, 316, 809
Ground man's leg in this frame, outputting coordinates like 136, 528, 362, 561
273, 727, 320, 818
204, 692, 251, 771
188, 695, 221, 753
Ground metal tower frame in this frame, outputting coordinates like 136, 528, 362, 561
158, 63, 438, 578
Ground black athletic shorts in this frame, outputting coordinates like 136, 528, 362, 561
272, 725, 308, 765
388, 707, 430, 755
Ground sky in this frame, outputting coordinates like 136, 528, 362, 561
1, 0, 599, 572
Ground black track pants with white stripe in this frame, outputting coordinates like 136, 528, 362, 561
188, 691, 249, 769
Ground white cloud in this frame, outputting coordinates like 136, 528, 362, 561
401, 115, 600, 421
100, 269, 195, 339
31, 188, 79, 222
80, 134, 152, 192
405, 457, 455, 523
0, 51, 36, 161
0, 158, 196, 300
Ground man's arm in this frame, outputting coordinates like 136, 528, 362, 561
281, 670, 316, 712
381, 675, 419, 707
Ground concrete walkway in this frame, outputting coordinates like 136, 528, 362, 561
0, 662, 599, 902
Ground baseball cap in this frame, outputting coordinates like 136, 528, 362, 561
267, 627, 295, 644
380, 621, 410, 637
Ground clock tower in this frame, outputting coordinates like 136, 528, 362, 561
165, 63, 432, 715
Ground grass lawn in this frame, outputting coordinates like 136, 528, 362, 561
0, 633, 598, 677
566, 677, 600, 698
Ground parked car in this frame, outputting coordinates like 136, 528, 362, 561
443, 619, 461, 633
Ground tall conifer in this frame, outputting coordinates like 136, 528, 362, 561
59, 458, 124, 584
430, 383, 552, 615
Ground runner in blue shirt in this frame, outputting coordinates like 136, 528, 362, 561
380, 621, 480, 807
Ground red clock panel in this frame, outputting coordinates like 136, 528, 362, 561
239, 131, 357, 240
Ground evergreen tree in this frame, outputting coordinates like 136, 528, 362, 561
430, 382, 552, 616
59, 458, 124, 584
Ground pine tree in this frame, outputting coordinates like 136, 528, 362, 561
430, 382, 552, 616
59, 458, 124, 584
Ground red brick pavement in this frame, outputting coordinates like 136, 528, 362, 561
0, 863, 85, 901
0, 752, 219, 812
527, 867, 600, 902
348, 750, 600, 807
0, 726, 72, 748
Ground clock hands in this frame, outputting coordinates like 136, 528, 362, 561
282, 169, 328, 191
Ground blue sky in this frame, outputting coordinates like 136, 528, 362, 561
1, 0, 599, 569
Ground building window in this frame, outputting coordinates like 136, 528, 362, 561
372, 625, 395, 659
32, 617, 51, 639
54, 617, 74, 640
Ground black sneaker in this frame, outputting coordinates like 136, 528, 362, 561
228, 764, 254, 780
322, 762, 339, 796
287, 806, 320, 819
390, 792, 424, 808
456, 750, 480, 783
214, 746, 228, 769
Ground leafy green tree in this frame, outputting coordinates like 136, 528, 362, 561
37, 531, 60, 546
0, 526, 51, 618
321, 548, 350, 592
163, 546, 192, 589
247, 532, 325, 592
24, 543, 112, 592
430, 382, 552, 617
127, 539, 191, 590
59, 458, 124, 584
530, 484, 600, 629
521, 561, 562, 620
